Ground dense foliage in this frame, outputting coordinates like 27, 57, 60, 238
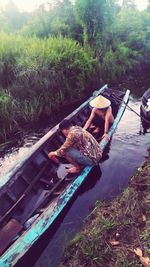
0, 0, 150, 142
0, 33, 96, 141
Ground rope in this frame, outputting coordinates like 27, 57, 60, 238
111, 93, 150, 127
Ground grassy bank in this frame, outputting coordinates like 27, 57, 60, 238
0, 33, 98, 143
60, 156, 150, 267
0, 30, 150, 145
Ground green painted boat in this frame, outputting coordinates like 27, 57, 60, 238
0, 85, 130, 266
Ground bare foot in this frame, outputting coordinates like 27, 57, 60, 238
67, 166, 82, 173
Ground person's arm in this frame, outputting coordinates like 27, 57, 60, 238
48, 135, 74, 160
49, 130, 76, 159
83, 108, 95, 130
55, 135, 74, 157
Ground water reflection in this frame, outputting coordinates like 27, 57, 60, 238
0, 131, 45, 182
78, 165, 102, 195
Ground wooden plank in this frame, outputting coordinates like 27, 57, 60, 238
21, 175, 30, 185
0, 219, 23, 255
6, 191, 17, 203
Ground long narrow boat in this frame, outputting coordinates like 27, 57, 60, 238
0, 84, 130, 267
140, 88, 150, 131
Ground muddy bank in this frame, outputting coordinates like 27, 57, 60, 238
60, 155, 150, 267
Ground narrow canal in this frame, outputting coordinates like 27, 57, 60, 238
1, 93, 150, 267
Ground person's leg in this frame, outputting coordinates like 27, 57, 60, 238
92, 114, 103, 133
65, 148, 93, 173
64, 154, 83, 173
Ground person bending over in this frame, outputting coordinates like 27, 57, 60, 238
83, 95, 114, 140
48, 119, 102, 174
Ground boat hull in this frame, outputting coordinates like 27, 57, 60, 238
140, 88, 150, 130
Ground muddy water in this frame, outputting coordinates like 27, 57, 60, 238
11, 95, 150, 267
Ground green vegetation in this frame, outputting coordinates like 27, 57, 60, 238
0, 33, 97, 141
60, 158, 150, 267
0, 0, 150, 142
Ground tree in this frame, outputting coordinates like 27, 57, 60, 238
75, 0, 118, 55
147, 0, 150, 12
0, 0, 29, 32
122, 0, 136, 9
20, 0, 83, 41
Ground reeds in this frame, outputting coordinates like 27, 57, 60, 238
0, 33, 97, 143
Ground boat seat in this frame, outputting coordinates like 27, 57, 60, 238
0, 218, 23, 255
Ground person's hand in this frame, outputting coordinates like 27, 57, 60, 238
102, 133, 110, 141
48, 151, 59, 163
48, 151, 56, 158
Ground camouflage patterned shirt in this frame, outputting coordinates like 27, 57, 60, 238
56, 126, 102, 165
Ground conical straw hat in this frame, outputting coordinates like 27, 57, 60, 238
90, 95, 111, 109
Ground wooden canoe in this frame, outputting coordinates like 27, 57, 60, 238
140, 88, 150, 131
0, 84, 130, 266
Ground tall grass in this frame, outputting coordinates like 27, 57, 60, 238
0, 91, 18, 140
0, 32, 98, 142
0, 31, 144, 143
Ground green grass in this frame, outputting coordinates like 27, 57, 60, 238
60, 158, 150, 267
0, 32, 99, 143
